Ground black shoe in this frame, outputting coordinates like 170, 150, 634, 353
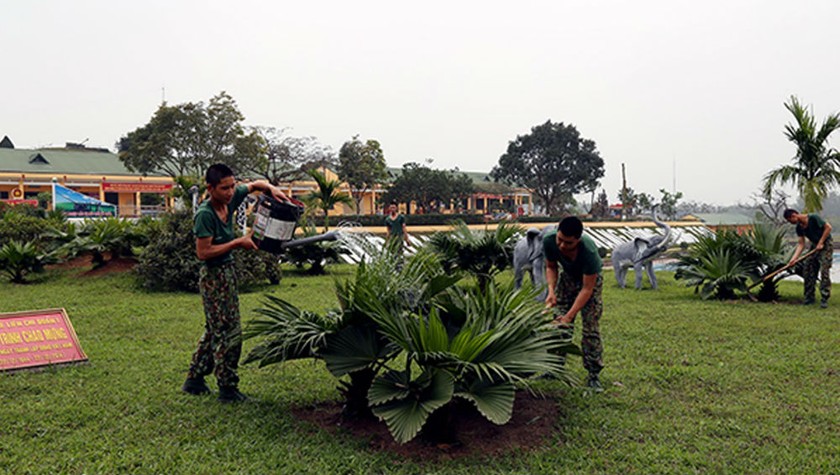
803, 298, 816, 306
218, 386, 248, 403
182, 377, 210, 395
586, 374, 604, 393
820, 300, 828, 309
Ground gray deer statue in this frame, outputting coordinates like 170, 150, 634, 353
513, 225, 554, 300
612, 208, 672, 289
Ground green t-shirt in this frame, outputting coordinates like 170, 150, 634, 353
543, 231, 602, 281
795, 213, 827, 244
384, 213, 406, 238
193, 184, 250, 267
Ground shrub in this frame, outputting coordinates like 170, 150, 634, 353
234, 248, 282, 287
0, 203, 45, 219
136, 210, 281, 292
674, 224, 792, 300
427, 220, 521, 290
0, 212, 49, 248
244, 243, 577, 444
282, 225, 347, 275
135, 210, 201, 292
0, 240, 56, 283
62, 217, 144, 268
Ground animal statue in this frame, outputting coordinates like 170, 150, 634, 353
513, 225, 554, 300
611, 208, 672, 289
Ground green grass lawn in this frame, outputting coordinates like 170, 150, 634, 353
1, 266, 837, 474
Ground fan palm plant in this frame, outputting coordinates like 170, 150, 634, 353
743, 221, 793, 301
62, 217, 143, 268
428, 220, 522, 290
366, 282, 574, 443
244, 246, 459, 417
244, 239, 578, 441
674, 226, 791, 300
0, 240, 56, 283
763, 96, 840, 213
305, 169, 353, 230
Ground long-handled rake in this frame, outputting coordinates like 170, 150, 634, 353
746, 248, 818, 297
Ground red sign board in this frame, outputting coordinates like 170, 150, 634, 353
101, 182, 173, 193
0, 309, 88, 372
1, 199, 39, 206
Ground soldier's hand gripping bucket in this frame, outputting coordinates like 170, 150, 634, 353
251, 194, 305, 254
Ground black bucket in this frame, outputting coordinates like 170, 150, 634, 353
251, 194, 305, 254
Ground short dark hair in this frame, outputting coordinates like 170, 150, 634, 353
783, 208, 798, 220
558, 216, 583, 239
389, 201, 398, 206
206, 164, 234, 186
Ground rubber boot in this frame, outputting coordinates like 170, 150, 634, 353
182, 377, 210, 395
586, 373, 604, 393
218, 386, 248, 404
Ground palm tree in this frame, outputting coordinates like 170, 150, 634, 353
305, 169, 353, 230
763, 96, 840, 212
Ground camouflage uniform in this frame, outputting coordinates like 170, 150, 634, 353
187, 261, 242, 387
553, 273, 604, 375
188, 184, 249, 388
803, 234, 833, 304
543, 231, 604, 376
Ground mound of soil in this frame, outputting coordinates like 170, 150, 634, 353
292, 391, 563, 462
48, 254, 137, 276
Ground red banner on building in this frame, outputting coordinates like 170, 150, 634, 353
102, 182, 173, 193
0, 309, 88, 372
0, 199, 39, 206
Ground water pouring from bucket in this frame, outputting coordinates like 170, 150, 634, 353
250, 194, 339, 253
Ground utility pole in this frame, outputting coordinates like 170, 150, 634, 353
621, 163, 627, 221
672, 157, 676, 193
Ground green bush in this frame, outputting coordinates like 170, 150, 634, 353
0, 203, 45, 219
135, 210, 281, 292
314, 213, 490, 227
244, 244, 576, 444
674, 223, 792, 300
0, 240, 56, 283
234, 248, 282, 286
135, 210, 200, 292
0, 212, 49, 248
427, 220, 521, 290
282, 225, 347, 275
62, 217, 145, 268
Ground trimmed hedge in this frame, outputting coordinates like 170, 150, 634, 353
315, 213, 655, 227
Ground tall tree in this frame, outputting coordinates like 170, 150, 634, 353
763, 96, 840, 212
337, 135, 388, 213
636, 192, 655, 214
305, 169, 353, 230
658, 188, 683, 220
591, 189, 610, 219
491, 120, 605, 215
617, 187, 638, 217
249, 127, 335, 185
118, 92, 262, 195
744, 188, 790, 225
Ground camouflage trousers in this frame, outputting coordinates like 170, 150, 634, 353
553, 273, 604, 375
803, 235, 833, 303
187, 262, 242, 387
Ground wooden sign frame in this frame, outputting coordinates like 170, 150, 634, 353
0, 308, 88, 373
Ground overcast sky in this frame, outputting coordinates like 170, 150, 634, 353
2, 0, 839, 206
